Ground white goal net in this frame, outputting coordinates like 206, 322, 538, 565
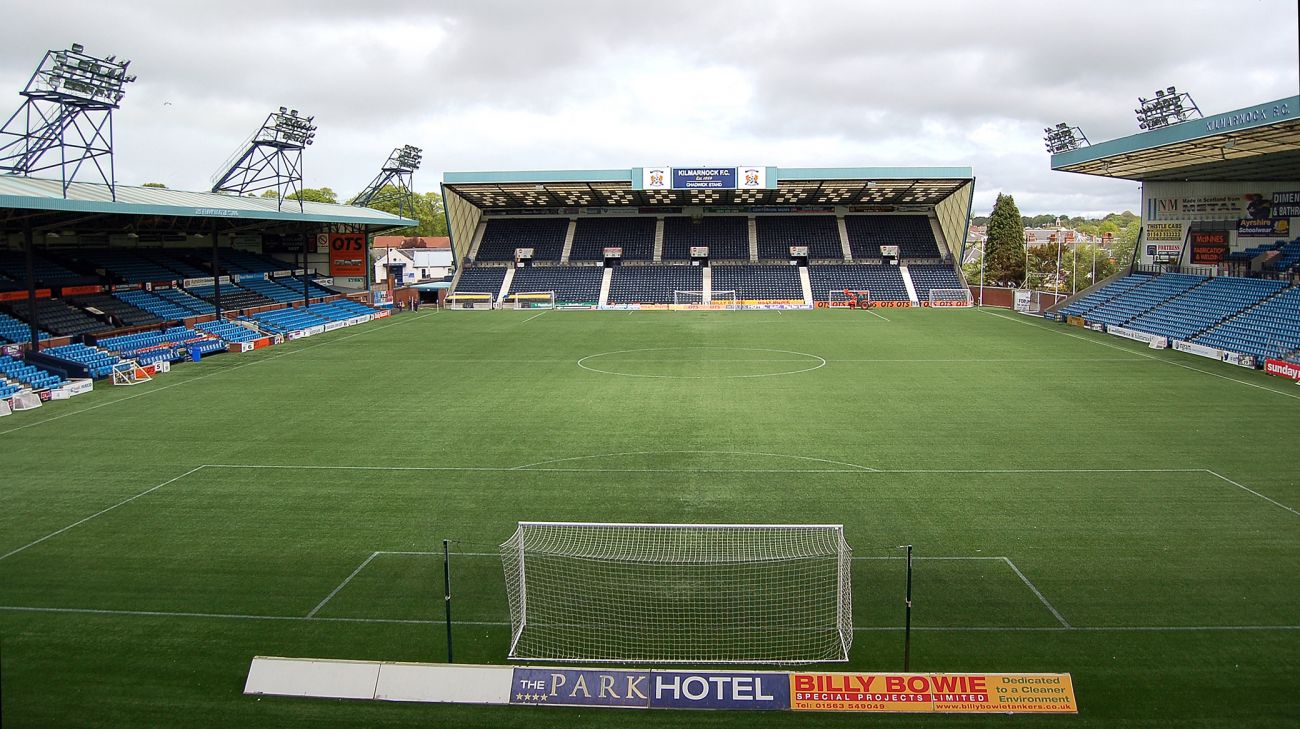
673, 290, 705, 305
927, 288, 973, 308
827, 290, 870, 308
500, 522, 853, 664
711, 289, 737, 308
445, 292, 495, 310
513, 291, 556, 310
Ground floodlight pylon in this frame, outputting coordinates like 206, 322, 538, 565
210, 107, 318, 211
0, 43, 137, 200
1043, 122, 1089, 154
1135, 85, 1202, 130
350, 144, 421, 219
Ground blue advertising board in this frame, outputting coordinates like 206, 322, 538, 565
651, 671, 790, 710
509, 667, 650, 708
673, 168, 737, 189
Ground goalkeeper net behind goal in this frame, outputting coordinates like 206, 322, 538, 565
500, 522, 853, 664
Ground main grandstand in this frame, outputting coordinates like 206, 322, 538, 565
441, 166, 974, 309
1047, 95, 1300, 376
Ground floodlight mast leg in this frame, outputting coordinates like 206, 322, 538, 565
443, 539, 454, 663
903, 544, 914, 672
24, 222, 39, 352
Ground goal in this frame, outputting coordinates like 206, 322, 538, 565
673, 290, 737, 307
673, 290, 705, 305
513, 291, 556, 310
927, 288, 973, 308
445, 292, 494, 310
827, 290, 871, 308
500, 522, 853, 664
111, 362, 152, 386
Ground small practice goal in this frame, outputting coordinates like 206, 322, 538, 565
111, 362, 153, 386
500, 521, 853, 664
445, 292, 495, 310
927, 288, 973, 308
10, 392, 41, 411
513, 291, 556, 310
827, 290, 871, 308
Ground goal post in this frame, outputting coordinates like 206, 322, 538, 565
828, 290, 871, 308
500, 522, 853, 664
513, 291, 556, 310
445, 292, 495, 310
927, 288, 973, 308
711, 289, 737, 309
111, 361, 152, 386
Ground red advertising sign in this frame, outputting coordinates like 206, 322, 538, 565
1189, 231, 1229, 265
328, 233, 367, 277
1264, 359, 1300, 381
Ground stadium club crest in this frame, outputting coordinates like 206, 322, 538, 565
644, 167, 668, 189
742, 168, 762, 188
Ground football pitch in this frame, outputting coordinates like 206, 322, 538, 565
1, 307, 1297, 728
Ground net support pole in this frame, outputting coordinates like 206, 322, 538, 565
903, 544, 914, 672
443, 538, 454, 663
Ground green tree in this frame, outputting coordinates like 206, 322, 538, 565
985, 193, 1026, 286
260, 187, 338, 204
362, 187, 448, 237
142, 182, 167, 189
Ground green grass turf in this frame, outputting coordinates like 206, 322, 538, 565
1, 307, 1297, 727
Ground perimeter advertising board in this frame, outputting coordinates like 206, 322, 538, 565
1189, 231, 1229, 264
790, 672, 1077, 713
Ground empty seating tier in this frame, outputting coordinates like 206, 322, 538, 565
1125, 277, 1287, 342
0, 251, 93, 287
1057, 274, 1153, 318
608, 266, 703, 304
506, 267, 603, 304
569, 217, 656, 261
0, 311, 51, 345
43, 343, 122, 379
907, 264, 965, 300
68, 294, 162, 327
452, 267, 509, 299
710, 265, 804, 301
2, 299, 110, 337
808, 264, 910, 302
475, 219, 569, 261
756, 216, 842, 260
661, 217, 748, 260
0, 354, 63, 390
184, 284, 275, 310
1193, 285, 1300, 361
1082, 274, 1206, 327
845, 216, 940, 260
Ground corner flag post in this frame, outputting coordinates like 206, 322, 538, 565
903, 544, 914, 671
443, 539, 454, 663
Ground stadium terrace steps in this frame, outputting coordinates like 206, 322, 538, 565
844, 215, 940, 260
1056, 273, 1155, 318
1192, 284, 1300, 361
756, 216, 842, 260
505, 267, 603, 304
0, 354, 62, 390
569, 217, 656, 261
709, 264, 804, 301
1075, 274, 1206, 327
1125, 277, 1288, 342
475, 219, 569, 261
661, 217, 749, 260
608, 265, 703, 305
807, 264, 910, 302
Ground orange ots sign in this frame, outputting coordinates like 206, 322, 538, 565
790, 672, 1077, 714
328, 233, 367, 277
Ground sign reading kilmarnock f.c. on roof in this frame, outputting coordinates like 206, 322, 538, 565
641, 166, 768, 190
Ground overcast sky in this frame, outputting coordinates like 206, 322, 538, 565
1, 1, 1296, 217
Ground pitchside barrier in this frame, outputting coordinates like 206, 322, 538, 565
245, 658, 1077, 714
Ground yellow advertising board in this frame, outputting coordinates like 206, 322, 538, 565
789, 672, 1077, 714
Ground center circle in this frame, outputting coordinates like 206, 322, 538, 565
576, 347, 827, 379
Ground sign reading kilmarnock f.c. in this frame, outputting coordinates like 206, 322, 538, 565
642, 166, 767, 190
245, 657, 1078, 715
